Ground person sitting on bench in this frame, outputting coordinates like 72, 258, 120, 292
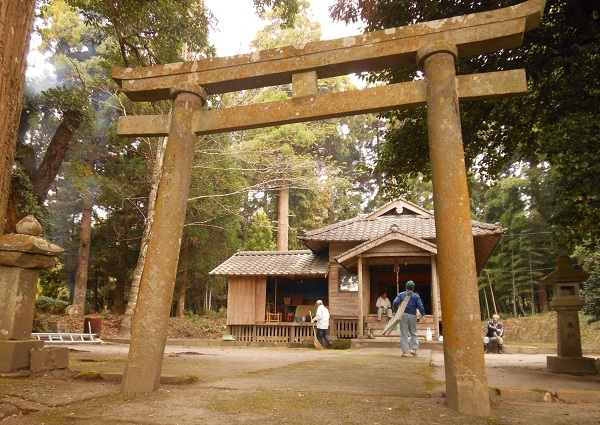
376, 292, 393, 321
484, 313, 504, 354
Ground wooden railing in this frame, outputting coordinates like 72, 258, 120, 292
333, 317, 359, 339
228, 318, 361, 343
229, 323, 315, 343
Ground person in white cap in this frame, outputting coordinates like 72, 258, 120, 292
312, 300, 332, 347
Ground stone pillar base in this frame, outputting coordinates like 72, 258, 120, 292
547, 355, 599, 375
0, 340, 44, 372
31, 346, 69, 372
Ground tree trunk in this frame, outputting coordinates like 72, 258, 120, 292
176, 237, 188, 318
113, 240, 128, 314
69, 156, 95, 316
118, 136, 167, 336
34, 109, 84, 202
538, 282, 549, 313
5, 110, 84, 233
0, 0, 36, 236
277, 183, 289, 251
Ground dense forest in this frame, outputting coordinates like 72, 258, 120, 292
5, 0, 599, 325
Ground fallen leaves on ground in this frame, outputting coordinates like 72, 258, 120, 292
34, 314, 227, 339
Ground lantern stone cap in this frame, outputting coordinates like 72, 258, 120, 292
540, 255, 589, 284
15, 215, 43, 236
0, 216, 64, 256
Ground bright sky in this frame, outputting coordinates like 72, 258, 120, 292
204, 0, 362, 57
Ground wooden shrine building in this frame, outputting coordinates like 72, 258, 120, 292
211, 199, 504, 342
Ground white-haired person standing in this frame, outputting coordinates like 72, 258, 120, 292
312, 300, 333, 348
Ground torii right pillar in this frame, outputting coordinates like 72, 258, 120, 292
417, 43, 490, 415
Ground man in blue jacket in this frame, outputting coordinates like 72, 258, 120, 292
393, 280, 426, 356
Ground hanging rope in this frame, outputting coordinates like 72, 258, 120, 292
394, 260, 400, 295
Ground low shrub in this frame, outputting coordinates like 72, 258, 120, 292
35, 296, 69, 314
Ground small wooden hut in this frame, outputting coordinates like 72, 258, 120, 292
210, 199, 504, 342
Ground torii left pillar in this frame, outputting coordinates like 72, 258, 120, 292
121, 83, 206, 392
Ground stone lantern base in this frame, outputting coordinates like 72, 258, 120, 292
547, 355, 599, 376
0, 340, 44, 372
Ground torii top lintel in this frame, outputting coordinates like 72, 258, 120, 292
112, 0, 545, 103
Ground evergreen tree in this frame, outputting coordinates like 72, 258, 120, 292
245, 210, 277, 251
582, 254, 600, 323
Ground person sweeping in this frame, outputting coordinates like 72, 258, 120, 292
311, 300, 333, 348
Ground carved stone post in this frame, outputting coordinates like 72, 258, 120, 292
543, 255, 597, 375
121, 83, 206, 393
0, 216, 64, 372
416, 44, 490, 416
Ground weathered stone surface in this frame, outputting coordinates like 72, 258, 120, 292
117, 70, 527, 137
112, 0, 545, 101
547, 355, 599, 375
0, 267, 39, 340
418, 45, 490, 416
0, 223, 64, 343
121, 85, 207, 394
543, 256, 590, 371
0, 233, 64, 258
15, 215, 42, 236
47, 321, 69, 333
0, 340, 44, 372
30, 346, 69, 373
0, 251, 57, 269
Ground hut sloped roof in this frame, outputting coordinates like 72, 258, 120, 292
209, 250, 328, 277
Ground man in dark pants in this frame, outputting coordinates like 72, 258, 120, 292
393, 280, 426, 356
312, 300, 332, 347
484, 314, 504, 354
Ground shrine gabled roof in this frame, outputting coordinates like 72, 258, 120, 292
298, 198, 504, 252
297, 199, 505, 272
209, 250, 328, 277
335, 226, 438, 269
299, 216, 503, 245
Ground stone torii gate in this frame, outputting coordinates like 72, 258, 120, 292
112, 0, 546, 415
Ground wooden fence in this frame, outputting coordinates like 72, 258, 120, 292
228, 317, 360, 343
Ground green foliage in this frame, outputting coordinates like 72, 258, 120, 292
253, 0, 301, 28
66, 0, 216, 66
205, 307, 227, 320
477, 168, 563, 317
582, 257, 600, 323
38, 261, 70, 300
35, 296, 69, 315
246, 210, 277, 251
9, 166, 50, 232
251, 0, 319, 49
345, 0, 600, 250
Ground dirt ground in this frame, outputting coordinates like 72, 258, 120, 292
1, 342, 599, 425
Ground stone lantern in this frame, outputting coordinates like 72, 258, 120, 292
0, 216, 65, 372
541, 255, 597, 375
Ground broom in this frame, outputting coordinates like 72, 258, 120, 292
309, 311, 324, 350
